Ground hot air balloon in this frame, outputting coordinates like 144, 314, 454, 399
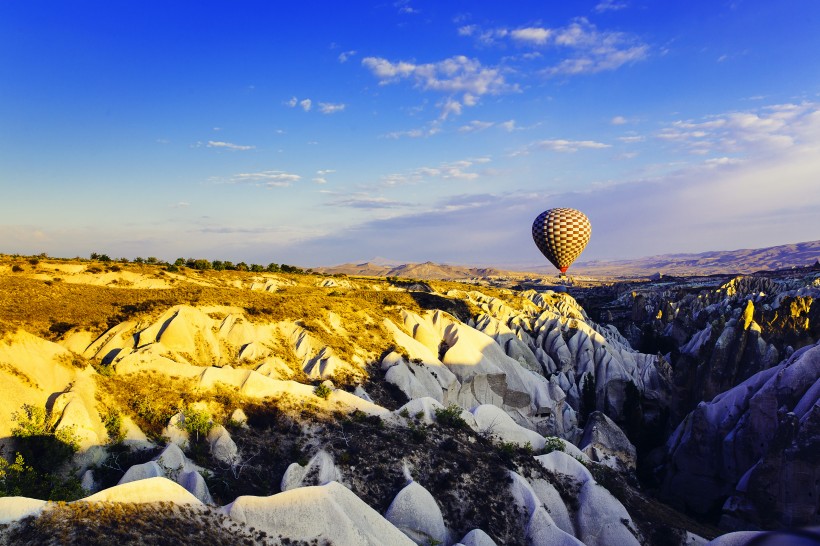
532, 208, 591, 274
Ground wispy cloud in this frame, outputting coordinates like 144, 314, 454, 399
228, 170, 301, 188
318, 102, 346, 114
207, 140, 255, 151
338, 50, 357, 63
655, 102, 819, 155
514, 138, 611, 155
383, 123, 441, 139
286, 97, 343, 114
382, 157, 490, 185
362, 55, 519, 117
618, 135, 645, 143
594, 0, 628, 12
394, 0, 419, 14
313, 169, 335, 184
611, 115, 629, 125
458, 120, 495, 133
327, 194, 410, 209
460, 18, 648, 76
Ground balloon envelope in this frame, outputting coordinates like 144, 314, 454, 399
532, 208, 591, 273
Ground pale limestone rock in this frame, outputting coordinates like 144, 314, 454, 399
471, 404, 545, 449
579, 411, 637, 473
384, 481, 448, 546
118, 461, 165, 484
458, 528, 499, 546
230, 408, 248, 426
705, 531, 762, 545
354, 385, 374, 403
535, 452, 639, 546
83, 476, 203, 505
180, 470, 214, 504
81, 469, 97, 493
162, 412, 190, 448
207, 425, 240, 465
281, 450, 342, 491
529, 478, 574, 536
223, 482, 414, 546
0, 497, 47, 524
508, 471, 584, 546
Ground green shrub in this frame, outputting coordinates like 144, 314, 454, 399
314, 383, 332, 399
178, 406, 214, 442
11, 404, 80, 474
434, 404, 467, 429
0, 452, 84, 501
543, 436, 565, 454
102, 410, 124, 444
11, 264, 24, 272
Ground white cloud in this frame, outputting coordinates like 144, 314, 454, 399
461, 19, 648, 76
313, 178, 327, 184
457, 25, 476, 36
511, 27, 552, 45
499, 120, 518, 132
338, 50, 357, 63
618, 135, 645, 143
594, 0, 628, 12
286, 97, 298, 107
459, 120, 495, 133
515, 139, 611, 154
655, 102, 819, 156
300, 99, 312, 112
611, 115, 628, 125
383, 123, 441, 139
382, 158, 489, 185
207, 140, 255, 151
318, 102, 346, 114
394, 0, 419, 14
327, 194, 409, 209
317, 169, 336, 176
229, 170, 301, 187
362, 55, 518, 117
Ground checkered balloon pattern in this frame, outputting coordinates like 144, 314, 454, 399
532, 208, 591, 273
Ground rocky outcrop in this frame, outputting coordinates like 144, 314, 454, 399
579, 411, 637, 473
385, 480, 448, 545
223, 481, 415, 546
535, 451, 641, 546
661, 342, 820, 529
119, 444, 213, 504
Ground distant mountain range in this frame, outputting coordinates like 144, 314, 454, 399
569, 239, 820, 277
316, 260, 505, 280
319, 240, 820, 280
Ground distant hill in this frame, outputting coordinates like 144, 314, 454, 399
320, 240, 820, 280
315, 261, 504, 280
568, 239, 820, 277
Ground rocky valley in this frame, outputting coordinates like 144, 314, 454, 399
0, 255, 817, 545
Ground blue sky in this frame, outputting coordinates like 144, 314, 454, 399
2, 1, 819, 268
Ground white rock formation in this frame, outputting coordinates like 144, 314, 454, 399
118, 443, 213, 503
579, 411, 637, 473
281, 450, 343, 491
207, 424, 240, 465
223, 481, 415, 546
457, 528, 499, 546
508, 471, 583, 546
535, 451, 640, 546
384, 480, 448, 546
84, 476, 203, 505
0, 497, 48, 525
471, 404, 545, 449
